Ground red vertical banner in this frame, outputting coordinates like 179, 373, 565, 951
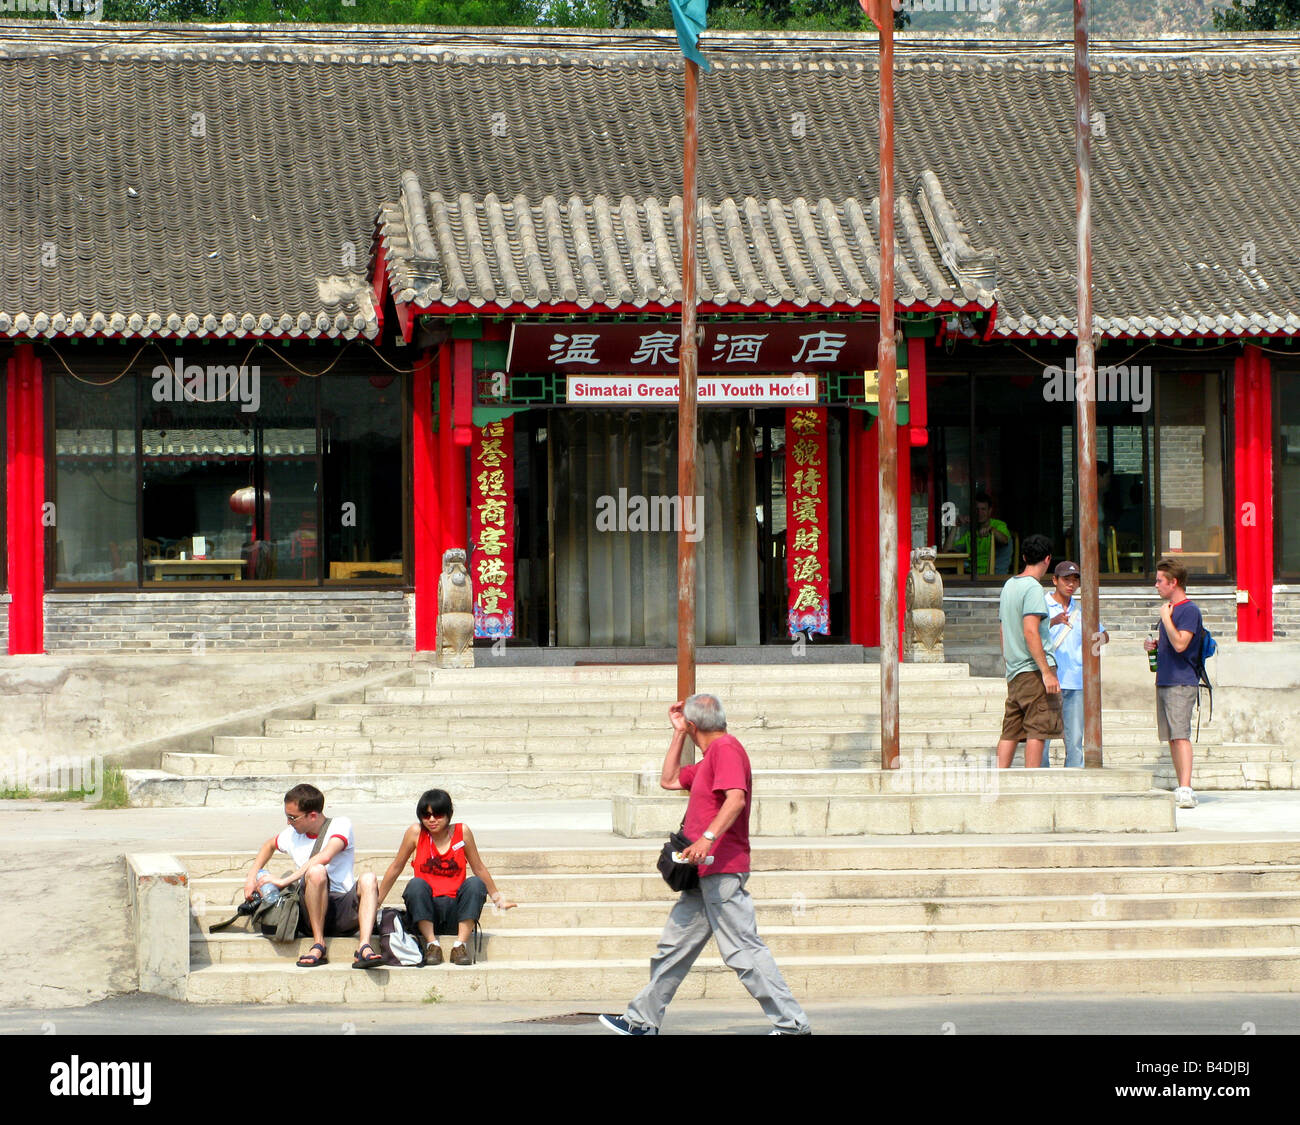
471, 417, 515, 638
786, 406, 830, 637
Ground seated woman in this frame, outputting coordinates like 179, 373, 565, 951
377, 788, 516, 965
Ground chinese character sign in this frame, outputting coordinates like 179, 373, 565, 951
786, 406, 830, 638
471, 418, 515, 638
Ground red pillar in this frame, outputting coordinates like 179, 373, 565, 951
413, 349, 440, 651
849, 410, 874, 646
848, 411, 908, 649
6, 344, 45, 654
437, 343, 467, 554
1233, 345, 1273, 641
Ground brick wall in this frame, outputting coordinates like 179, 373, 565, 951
1273, 587, 1300, 640
943, 583, 1239, 645
43, 590, 414, 652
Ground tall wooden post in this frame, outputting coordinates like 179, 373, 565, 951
877, 18, 900, 769
1075, 0, 1103, 767
677, 58, 700, 713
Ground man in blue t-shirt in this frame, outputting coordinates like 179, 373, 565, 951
1143, 558, 1203, 809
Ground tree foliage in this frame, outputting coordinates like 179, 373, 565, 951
1213, 0, 1300, 29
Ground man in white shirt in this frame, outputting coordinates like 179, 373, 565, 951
243, 783, 381, 968
1042, 561, 1108, 767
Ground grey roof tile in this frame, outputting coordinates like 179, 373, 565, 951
3, 25, 1300, 339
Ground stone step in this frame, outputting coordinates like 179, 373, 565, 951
1153, 761, 1300, 789
212, 727, 1237, 756
625, 767, 1156, 796
366, 684, 1009, 709
129, 769, 638, 805
187, 864, 1300, 904
183, 946, 1300, 1002
166, 748, 1209, 776
188, 891, 1300, 930
173, 840, 1300, 879
614, 790, 1174, 835
411, 664, 973, 685
258, 718, 1172, 743
191, 916, 1300, 965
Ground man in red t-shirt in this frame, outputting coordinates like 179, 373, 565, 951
600, 694, 810, 1035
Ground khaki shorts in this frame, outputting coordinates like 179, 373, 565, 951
1156, 684, 1198, 742
1000, 670, 1064, 742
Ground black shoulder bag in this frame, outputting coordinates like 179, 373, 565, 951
656, 818, 700, 892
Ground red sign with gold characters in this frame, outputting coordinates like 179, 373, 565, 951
471, 418, 515, 638
786, 407, 830, 638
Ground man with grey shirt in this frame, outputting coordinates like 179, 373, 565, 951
995, 534, 1062, 768
599, 693, 810, 1036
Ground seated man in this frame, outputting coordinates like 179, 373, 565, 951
242, 783, 381, 968
944, 491, 1011, 576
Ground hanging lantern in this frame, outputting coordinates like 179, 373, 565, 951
229, 486, 261, 515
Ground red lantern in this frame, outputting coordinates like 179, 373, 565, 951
369, 375, 395, 391
229, 486, 258, 515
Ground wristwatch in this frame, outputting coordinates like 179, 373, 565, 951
703, 831, 717, 842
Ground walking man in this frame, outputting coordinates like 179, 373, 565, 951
996, 534, 1062, 768
1143, 558, 1202, 808
1043, 561, 1108, 767
599, 694, 810, 1035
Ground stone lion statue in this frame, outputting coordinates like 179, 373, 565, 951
904, 546, 945, 663
436, 548, 475, 668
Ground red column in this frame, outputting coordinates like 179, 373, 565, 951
849, 410, 875, 645
6, 344, 45, 654
848, 407, 910, 650
1233, 346, 1274, 641
438, 342, 468, 553
413, 349, 440, 651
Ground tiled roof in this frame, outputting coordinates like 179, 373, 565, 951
4, 24, 1300, 340
377, 169, 995, 312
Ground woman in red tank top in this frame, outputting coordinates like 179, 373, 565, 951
377, 788, 516, 965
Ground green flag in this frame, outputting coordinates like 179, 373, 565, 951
669, 0, 710, 72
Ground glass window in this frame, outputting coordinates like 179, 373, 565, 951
1277, 370, 1300, 576
51, 355, 406, 588
1154, 370, 1227, 576
322, 375, 404, 582
141, 357, 313, 584
924, 360, 1229, 581
54, 376, 137, 585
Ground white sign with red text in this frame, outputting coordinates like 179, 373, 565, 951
566, 374, 817, 405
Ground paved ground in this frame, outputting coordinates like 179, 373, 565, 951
4, 992, 1299, 1036
7, 790, 1299, 1015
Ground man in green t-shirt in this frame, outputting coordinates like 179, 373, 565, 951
944, 491, 1011, 575
996, 533, 1062, 768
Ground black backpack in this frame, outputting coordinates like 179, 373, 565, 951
1189, 625, 1217, 739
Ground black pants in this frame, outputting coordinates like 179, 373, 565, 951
402, 876, 487, 935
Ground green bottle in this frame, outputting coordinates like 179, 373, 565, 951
1147, 632, 1159, 673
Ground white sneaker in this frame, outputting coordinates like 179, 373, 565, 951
1175, 787, 1198, 809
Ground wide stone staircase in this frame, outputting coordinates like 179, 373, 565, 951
119, 661, 1300, 1003
178, 839, 1300, 1002
125, 663, 1287, 823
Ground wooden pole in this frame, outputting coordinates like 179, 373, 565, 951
1075, 0, 1103, 767
677, 58, 699, 715
878, 18, 900, 770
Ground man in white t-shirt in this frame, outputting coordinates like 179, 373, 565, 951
243, 783, 381, 968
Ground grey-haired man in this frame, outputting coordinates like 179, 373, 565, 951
599, 693, 810, 1035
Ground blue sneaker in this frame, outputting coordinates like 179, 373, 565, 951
598, 1014, 656, 1036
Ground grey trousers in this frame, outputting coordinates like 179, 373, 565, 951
624, 872, 810, 1033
